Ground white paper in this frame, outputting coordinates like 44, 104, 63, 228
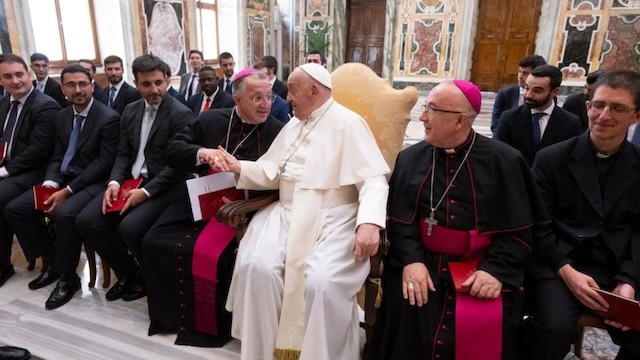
186, 172, 238, 221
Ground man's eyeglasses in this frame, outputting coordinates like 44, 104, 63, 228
62, 82, 92, 90
250, 93, 275, 104
62, 81, 91, 90
421, 104, 465, 116
588, 101, 636, 115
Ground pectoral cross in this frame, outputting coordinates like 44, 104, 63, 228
425, 210, 438, 236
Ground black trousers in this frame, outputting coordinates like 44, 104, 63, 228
0, 169, 45, 269
523, 264, 640, 360
5, 183, 104, 276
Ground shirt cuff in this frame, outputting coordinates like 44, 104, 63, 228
66, 185, 74, 194
42, 180, 60, 189
141, 187, 151, 198
108, 180, 120, 188
0, 167, 8, 178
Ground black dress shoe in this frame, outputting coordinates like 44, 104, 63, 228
0, 345, 30, 360
28, 266, 59, 290
45, 276, 80, 310
0, 266, 15, 288
122, 281, 146, 301
105, 277, 132, 301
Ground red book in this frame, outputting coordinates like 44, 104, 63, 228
105, 178, 144, 213
592, 288, 640, 331
448, 261, 477, 292
0, 142, 7, 164
33, 185, 58, 211
198, 188, 246, 221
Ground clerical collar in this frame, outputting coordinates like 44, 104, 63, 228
588, 135, 623, 158
440, 130, 475, 155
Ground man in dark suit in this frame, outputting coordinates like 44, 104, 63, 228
491, 55, 547, 133
94, 55, 141, 114
563, 70, 603, 131
77, 59, 103, 95
179, 49, 204, 102
4, 64, 119, 309
218, 52, 236, 95
0, 53, 61, 287
30, 53, 69, 108
258, 55, 288, 99
0, 85, 6, 98
522, 69, 640, 360
496, 64, 582, 167
186, 66, 234, 115
76, 54, 193, 302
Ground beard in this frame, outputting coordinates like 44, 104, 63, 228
525, 93, 552, 109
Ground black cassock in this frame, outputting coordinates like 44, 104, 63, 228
143, 108, 283, 346
372, 132, 548, 360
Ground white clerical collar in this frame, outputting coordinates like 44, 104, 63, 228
305, 97, 334, 122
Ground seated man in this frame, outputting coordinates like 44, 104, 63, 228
5, 64, 119, 309
213, 63, 389, 359
142, 68, 283, 346
523, 70, 640, 360
374, 80, 547, 360
75, 54, 193, 302
0, 53, 60, 287
185, 65, 234, 115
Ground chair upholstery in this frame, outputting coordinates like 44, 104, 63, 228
217, 62, 418, 354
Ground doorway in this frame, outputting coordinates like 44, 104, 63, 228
470, 0, 542, 91
345, 0, 386, 76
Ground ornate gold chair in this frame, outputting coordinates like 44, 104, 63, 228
217, 62, 418, 352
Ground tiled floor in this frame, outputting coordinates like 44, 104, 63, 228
0, 92, 619, 360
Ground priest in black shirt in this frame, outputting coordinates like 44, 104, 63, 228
523, 70, 640, 360
374, 80, 547, 360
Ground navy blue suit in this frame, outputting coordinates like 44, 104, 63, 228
491, 85, 520, 133
186, 90, 234, 115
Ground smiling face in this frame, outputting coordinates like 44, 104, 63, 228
0, 61, 33, 99
198, 69, 218, 96
588, 85, 640, 146
61, 71, 94, 111
233, 75, 272, 124
134, 69, 167, 105
189, 52, 203, 73
418, 83, 472, 148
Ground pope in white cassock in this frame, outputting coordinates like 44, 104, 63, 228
209, 63, 390, 360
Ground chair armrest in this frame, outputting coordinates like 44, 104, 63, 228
216, 192, 279, 229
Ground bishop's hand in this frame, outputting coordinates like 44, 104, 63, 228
463, 270, 502, 299
402, 262, 435, 307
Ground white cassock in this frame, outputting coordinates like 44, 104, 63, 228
226, 98, 389, 360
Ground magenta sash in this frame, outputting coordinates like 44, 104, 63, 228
419, 220, 503, 360
192, 218, 236, 335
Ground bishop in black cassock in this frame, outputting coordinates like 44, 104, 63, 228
142, 106, 283, 346
372, 80, 547, 360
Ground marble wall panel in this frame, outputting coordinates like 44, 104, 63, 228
0, 0, 11, 53
247, 14, 269, 64
600, 15, 640, 71
411, 19, 442, 74
141, 0, 186, 76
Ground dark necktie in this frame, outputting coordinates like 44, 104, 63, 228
632, 125, 640, 147
109, 86, 117, 107
1, 100, 20, 145
61, 115, 84, 175
225, 79, 231, 93
531, 112, 544, 146
203, 97, 211, 112
187, 74, 197, 100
